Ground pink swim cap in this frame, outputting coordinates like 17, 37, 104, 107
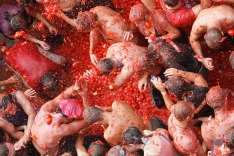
58, 99, 84, 119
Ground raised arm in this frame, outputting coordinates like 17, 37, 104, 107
150, 76, 175, 113
90, 28, 102, 66
55, 10, 77, 27
110, 63, 135, 90
23, 34, 50, 50
0, 75, 20, 86
164, 68, 208, 87
14, 91, 36, 150
75, 134, 89, 156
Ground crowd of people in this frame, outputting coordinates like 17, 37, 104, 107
0, 0, 233, 155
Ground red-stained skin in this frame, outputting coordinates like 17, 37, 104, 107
1, 0, 233, 136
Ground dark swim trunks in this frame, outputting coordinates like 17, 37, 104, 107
149, 116, 168, 130
64, 0, 116, 18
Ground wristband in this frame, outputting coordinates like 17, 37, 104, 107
161, 91, 167, 95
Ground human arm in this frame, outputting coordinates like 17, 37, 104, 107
0, 118, 24, 140
164, 68, 208, 87
110, 63, 135, 90
14, 91, 36, 150
0, 75, 20, 85
138, 73, 148, 92
75, 134, 89, 156
90, 28, 102, 66
24, 88, 36, 98
25, 6, 58, 34
76, 79, 90, 108
55, 9, 77, 27
150, 76, 175, 113
24, 35, 50, 50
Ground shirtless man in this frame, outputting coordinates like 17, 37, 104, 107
129, 4, 181, 41
31, 79, 90, 156
151, 76, 206, 155
82, 101, 166, 145
96, 42, 162, 91
201, 86, 234, 150
36, 0, 115, 26
190, 5, 234, 70
73, 6, 137, 65
122, 126, 180, 156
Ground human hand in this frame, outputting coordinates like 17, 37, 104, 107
73, 79, 88, 97
142, 130, 154, 137
39, 41, 50, 51
14, 135, 30, 151
48, 25, 58, 35
202, 57, 214, 70
164, 68, 180, 77
24, 89, 36, 98
123, 31, 134, 41
6, 75, 20, 84
90, 54, 98, 66
83, 70, 94, 80
138, 76, 148, 92
150, 76, 166, 92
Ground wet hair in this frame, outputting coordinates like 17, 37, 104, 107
97, 58, 115, 75
140, 51, 159, 72
41, 72, 62, 93
205, 27, 222, 49
174, 101, 194, 121
3, 11, 28, 32
82, 107, 103, 124
206, 86, 225, 109
0, 94, 13, 110
165, 77, 190, 100
108, 146, 126, 156
129, 4, 149, 22
0, 144, 9, 156
164, 0, 180, 7
225, 127, 234, 149
88, 140, 108, 156
55, 107, 69, 118
122, 126, 143, 144
76, 11, 97, 31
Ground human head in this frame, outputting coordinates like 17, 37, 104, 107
76, 11, 97, 32
122, 126, 143, 144
88, 140, 108, 156
140, 51, 159, 73
174, 101, 194, 122
108, 145, 141, 156
3, 11, 28, 32
0, 142, 15, 156
57, 99, 84, 119
82, 106, 104, 124
206, 86, 225, 111
164, 0, 180, 7
224, 127, 234, 149
97, 58, 115, 76
165, 77, 190, 100
129, 4, 149, 24
0, 94, 17, 115
205, 27, 222, 49
41, 72, 63, 94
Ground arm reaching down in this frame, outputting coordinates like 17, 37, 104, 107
0, 75, 20, 85
90, 28, 102, 66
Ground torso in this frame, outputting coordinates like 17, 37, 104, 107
104, 101, 145, 145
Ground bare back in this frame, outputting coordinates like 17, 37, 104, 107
201, 111, 234, 150
192, 5, 234, 35
91, 6, 131, 42
106, 42, 147, 68
104, 101, 146, 145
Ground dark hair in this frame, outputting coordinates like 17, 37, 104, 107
0, 144, 9, 156
4, 11, 28, 31
225, 127, 234, 149
140, 52, 159, 72
108, 146, 126, 156
165, 77, 190, 100
41, 72, 62, 93
205, 27, 222, 49
55, 107, 69, 118
0, 94, 13, 110
174, 101, 194, 121
164, 0, 180, 7
206, 86, 225, 109
97, 58, 115, 75
129, 4, 149, 22
122, 126, 143, 144
82, 107, 103, 124
88, 140, 108, 156
76, 11, 97, 31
